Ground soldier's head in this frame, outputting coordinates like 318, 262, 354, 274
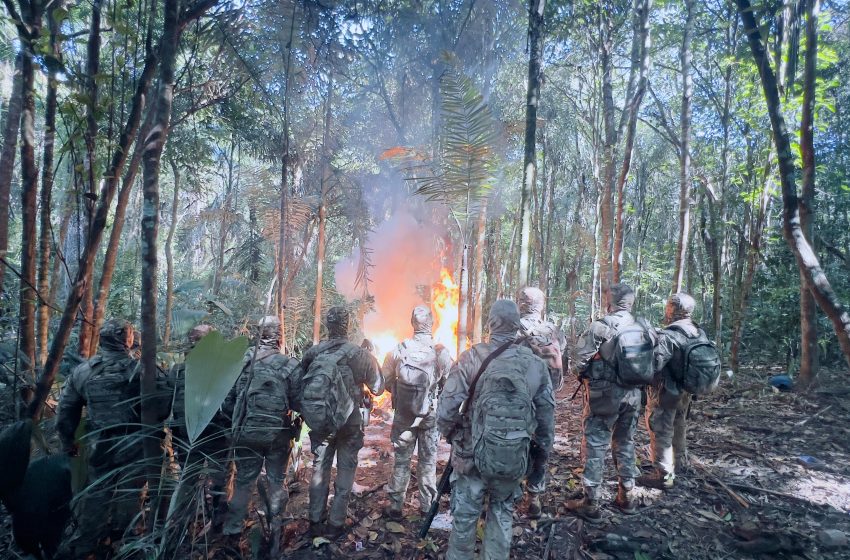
607, 283, 635, 313
100, 319, 135, 353
411, 305, 434, 334
665, 292, 696, 324
326, 306, 350, 338
488, 300, 521, 340
188, 324, 214, 346
258, 315, 282, 346
518, 286, 545, 318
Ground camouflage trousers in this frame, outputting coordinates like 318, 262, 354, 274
308, 421, 364, 527
581, 380, 640, 498
64, 461, 146, 555
387, 414, 438, 512
645, 385, 692, 478
446, 470, 521, 560
526, 440, 549, 494
224, 430, 295, 535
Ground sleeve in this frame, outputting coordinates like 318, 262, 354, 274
574, 320, 608, 374
286, 358, 302, 412
55, 366, 87, 453
435, 346, 453, 389
381, 347, 401, 393
654, 331, 678, 374
532, 360, 556, 453
435, 353, 474, 437
351, 347, 383, 396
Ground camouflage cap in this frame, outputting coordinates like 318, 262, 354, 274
608, 283, 635, 312
100, 319, 134, 352
518, 287, 545, 317
258, 315, 281, 344
488, 299, 521, 335
411, 305, 434, 334
326, 306, 350, 337
188, 324, 214, 345
668, 292, 696, 321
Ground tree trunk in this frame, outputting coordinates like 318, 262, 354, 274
797, 0, 820, 389
457, 244, 470, 356
77, 0, 104, 358
17, 1, 45, 388
37, 5, 62, 367
472, 203, 487, 344
541, 155, 556, 299
0, 52, 23, 293
212, 138, 236, 296
672, 0, 694, 294
599, 5, 617, 311
737, 0, 850, 370
163, 160, 180, 349
313, 73, 333, 345
612, 0, 651, 283
518, 0, 545, 287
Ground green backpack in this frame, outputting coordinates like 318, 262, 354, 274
471, 348, 536, 482
300, 343, 356, 440
234, 351, 293, 447
668, 326, 721, 395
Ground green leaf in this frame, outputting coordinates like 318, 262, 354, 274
634, 552, 651, 560
386, 521, 405, 533
71, 422, 89, 493
184, 332, 248, 444
171, 308, 208, 338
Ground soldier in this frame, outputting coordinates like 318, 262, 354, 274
643, 293, 719, 488
567, 283, 656, 521
167, 324, 231, 528
56, 319, 166, 555
221, 316, 300, 536
518, 286, 567, 519
381, 306, 452, 518
437, 300, 555, 560
296, 306, 383, 539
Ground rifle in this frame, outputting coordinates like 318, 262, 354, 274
417, 337, 517, 539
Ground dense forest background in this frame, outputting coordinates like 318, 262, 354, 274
2, 0, 850, 419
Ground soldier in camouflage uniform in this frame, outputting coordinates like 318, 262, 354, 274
296, 307, 383, 539
642, 293, 697, 489
221, 316, 300, 536
567, 283, 656, 521
167, 324, 231, 529
381, 306, 452, 518
437, 300, 555, 560
518, 286, 567, 518
57, 319, 166, 555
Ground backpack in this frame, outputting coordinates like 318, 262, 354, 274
523, 323, 563, 372
235, 351, 291, 446
300, 343, 356, 439
600, 316, 655, 387
394, 340, 438, 417
668, 326, 721, 395
84, 356, 140, 431
471, 349, 536, 482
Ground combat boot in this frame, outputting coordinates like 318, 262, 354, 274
637, 469, 674, 490
527, 494, 542, 519
614, 484, 638, 515
382, 503, 403, 520
565, 495, 602, 523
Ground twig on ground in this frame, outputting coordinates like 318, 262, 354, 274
726, 482, 827, 507
794, 404, 834, 427
542, 520, 555, 560
693, 460, 751, 508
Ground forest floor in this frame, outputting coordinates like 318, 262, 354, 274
3, 365, 850, 559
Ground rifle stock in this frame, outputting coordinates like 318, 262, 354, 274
418, 460, 452, 539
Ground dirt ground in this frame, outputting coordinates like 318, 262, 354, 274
3, 366, 850, 559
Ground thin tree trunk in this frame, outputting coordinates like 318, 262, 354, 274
278, 2, 296, 352
612, 0, 651, 283
37, 5, 62, 366
472, 203, 487, 344
212, 139, 236, 296
313, 73, 333, 345
672, 0, 695, 294
49, 195, 73, 309
541, 156, 556, 299
0, 52, 23, 293
15, 0, 45, 388
457, 244, 470, 356
798, 0, 820, 388
737, 0, 850, 370
518, 0, 545, 287
78, 0, 104, 358
163, 160, 180, 349
599, 5, 616, 311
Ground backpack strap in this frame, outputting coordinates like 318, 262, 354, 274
458, 337, 521, 417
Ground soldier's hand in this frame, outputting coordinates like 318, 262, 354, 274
361, 338, 374, 353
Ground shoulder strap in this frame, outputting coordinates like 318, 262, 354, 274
667, 324, 698, 340
459, 337, 522, 416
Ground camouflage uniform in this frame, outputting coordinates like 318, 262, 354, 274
221, 316, 300, 535
571, 284, 655, 516
56, 320, 167, 555
296, 307, 383, 534
518, 287, 566, 513
437, 301, 555, 560
168, 325, 231, 527
382, 306, 452, 515
645, 293, 697, 485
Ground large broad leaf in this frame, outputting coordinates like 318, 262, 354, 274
184, 332, 248, 444
171, 308, 209, 339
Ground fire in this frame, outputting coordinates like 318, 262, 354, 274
432, 268, 460, 359
363, 267, 460, 411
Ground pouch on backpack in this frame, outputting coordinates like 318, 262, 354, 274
601, 318, 655, 387
669, 326, 721, 395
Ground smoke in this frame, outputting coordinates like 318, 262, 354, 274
335, 208, 446, 339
